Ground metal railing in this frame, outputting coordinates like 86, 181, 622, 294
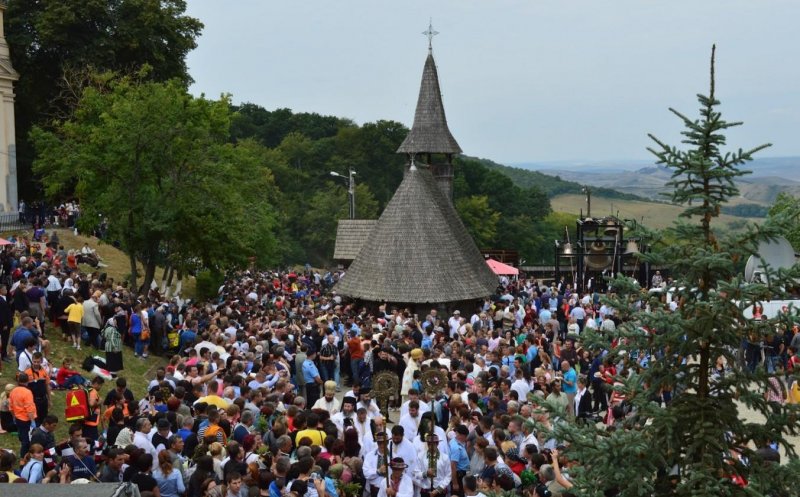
0, 212, 29, 234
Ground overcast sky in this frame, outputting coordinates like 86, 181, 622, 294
185, 0, 799, 164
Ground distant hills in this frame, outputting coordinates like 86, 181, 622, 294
507, 156, 800, 206
466, 156, 647, 202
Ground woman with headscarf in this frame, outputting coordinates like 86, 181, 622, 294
103, 317, 124, 373
401, 348, 423, 404
61, 277, 75, 295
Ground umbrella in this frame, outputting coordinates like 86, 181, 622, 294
485, 258, 519, 276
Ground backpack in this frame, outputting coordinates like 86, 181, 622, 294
65, 387, 90, 421
204, 424, 227, 444
82, 356, 95, 372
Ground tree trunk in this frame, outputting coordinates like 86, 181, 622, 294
128, 254, 138, 292
140, 260, 158, 296
164, 267, 175, 298
175, 271, 183, 298
160, 265, 170, 293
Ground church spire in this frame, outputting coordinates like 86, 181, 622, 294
397, 21, 462, 201
397, 21, 462, 156
423, 18, 438, 54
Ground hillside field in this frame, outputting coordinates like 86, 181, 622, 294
550, 194, 761, 230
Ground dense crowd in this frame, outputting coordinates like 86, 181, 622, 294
0, 247, 793, 497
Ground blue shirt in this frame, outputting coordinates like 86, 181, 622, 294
179, 329, 197, 349
177, 428, 193, 442
562, 367, 578, 394
269, 480, 282, 497
449, 438, 470, 471
154, 467, 185, 497
69, 455, 97, 481
11, 326, 34, 356
502, 355, 516, 376
539, 309, 551, 323
526, 345, 539, 363
324, 476, 338, 497
302, 359, 320, 385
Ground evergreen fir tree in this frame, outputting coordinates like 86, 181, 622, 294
543, 46, 800, 497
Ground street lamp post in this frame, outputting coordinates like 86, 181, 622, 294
330, 168, 356, 219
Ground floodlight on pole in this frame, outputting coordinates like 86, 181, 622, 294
330, 168, 356, 219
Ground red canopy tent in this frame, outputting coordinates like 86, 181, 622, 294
485, 258, 519, 276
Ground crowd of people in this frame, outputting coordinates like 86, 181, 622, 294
0, 257, 792, 496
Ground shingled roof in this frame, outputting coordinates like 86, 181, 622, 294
333, 219, 377, 261
396, 53, 462, 155
335, 165, 496, 303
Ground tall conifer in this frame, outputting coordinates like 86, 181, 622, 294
545, 46, 800, 497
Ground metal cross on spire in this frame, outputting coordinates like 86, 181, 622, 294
422, 19, 438, 53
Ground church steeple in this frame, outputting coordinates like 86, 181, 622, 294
397, 21, 461, 201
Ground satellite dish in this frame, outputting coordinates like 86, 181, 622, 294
744, 236, 796, 283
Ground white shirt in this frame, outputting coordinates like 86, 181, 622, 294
357, 399, 381, 419
312, 396, 341, 414
521, 432, 540, 452
388, 439, 417, 477
331, 411, 356, 437
398, 413, 422, 441
511, 378, 531, 402
399, 399, 431, 420
412, 446, 451, 491
377, 473, 414, 497
18, 349, 34, 372
411, 425, 449, 457
133, 431, 159, 470
448, 316, 461, 338
363, 445, 390, 487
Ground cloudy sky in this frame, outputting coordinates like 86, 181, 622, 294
185, 0, 799, 165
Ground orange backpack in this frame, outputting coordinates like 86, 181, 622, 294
204, 424, 227, 444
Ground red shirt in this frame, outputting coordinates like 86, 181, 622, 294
56, 366, 80, 386
347, 337, 364, 360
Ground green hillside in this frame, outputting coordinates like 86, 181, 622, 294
468, 156, 647, 201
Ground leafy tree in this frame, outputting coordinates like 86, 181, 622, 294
278, 132, 315, 170
454, 156, 552, 261
7, 0, 202, 198
31, 73, 281, 291
230, 104, 352, 148
545, 47, 800, 497
300, 182, 379, 265
455, 195, 500, 248
530, 211, 581, 263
